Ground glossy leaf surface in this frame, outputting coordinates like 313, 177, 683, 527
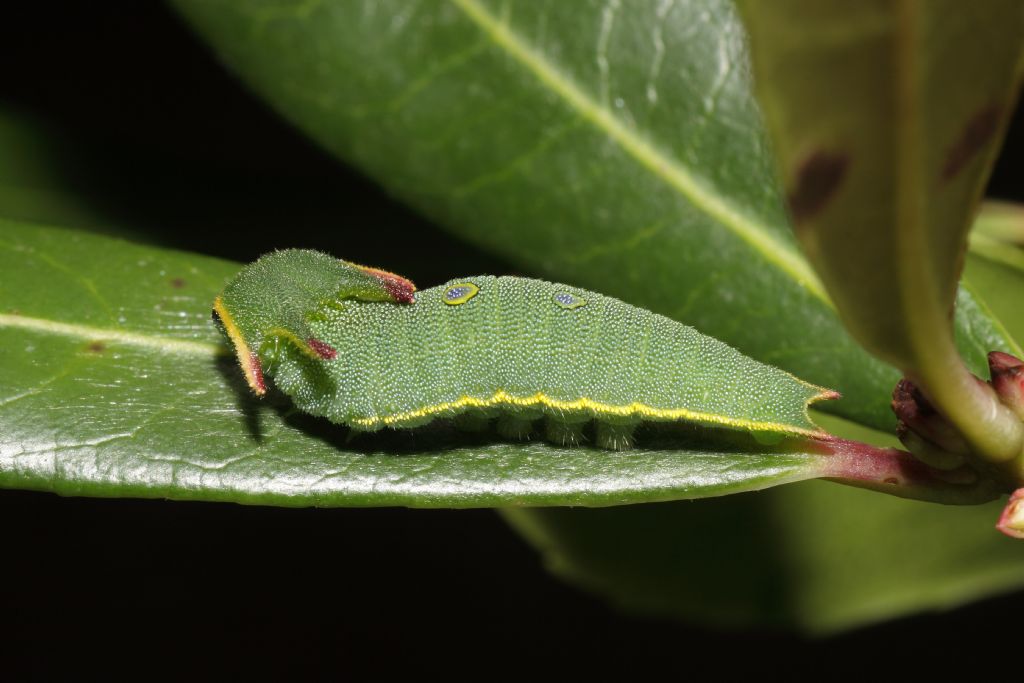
2, 221, 850, 507
964, 255, 1024, 348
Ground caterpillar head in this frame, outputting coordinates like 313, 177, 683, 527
212, 249, 416, 395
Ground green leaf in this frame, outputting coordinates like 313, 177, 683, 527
961, 201, 1024, 359
739, 0, 1024, 461
964, 256, 1024, 347
1, 220, 881, 507
962, 207, 1024, 383
504, 413, 1024, 633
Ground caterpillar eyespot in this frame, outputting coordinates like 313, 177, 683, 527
443, 282, 479, 305
553, 292, 587, 309
213, 249, 836, 450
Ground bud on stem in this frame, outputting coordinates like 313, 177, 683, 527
990, 351, 1024, 420
893, 379, 971, 455
997, 488, 1024, 539
892, 352, 1024, 510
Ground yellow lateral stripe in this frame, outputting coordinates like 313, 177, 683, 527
352, 389, 829, 437
213, 296, 265, 395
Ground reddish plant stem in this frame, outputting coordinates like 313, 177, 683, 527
807, 436, 1001, 505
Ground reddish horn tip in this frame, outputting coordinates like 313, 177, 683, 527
380, 276, 416, 304
249, 352, 267, 395
359, 266, 417, 304
307, 338, 338, 360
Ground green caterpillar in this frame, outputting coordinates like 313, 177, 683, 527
214, 249, 835, 449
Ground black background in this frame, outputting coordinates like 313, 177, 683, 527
2, 4, 1022, 680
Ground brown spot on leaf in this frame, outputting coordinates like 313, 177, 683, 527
943, 104, 1000, 181
883, 477, 899, 485
87, 341, 106, 353
170, 277, 186, 289
787, 151, 848, 224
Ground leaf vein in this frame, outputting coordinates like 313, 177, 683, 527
449, 0, 830, 304
0, 313, 224, 357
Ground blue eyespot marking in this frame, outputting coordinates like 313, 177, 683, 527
444, 282, 480, 305
554, 292, 587, 309
446, 287, 470, 299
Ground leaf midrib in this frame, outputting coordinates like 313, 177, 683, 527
448, 0, 831, 305
0, 312, 224, 357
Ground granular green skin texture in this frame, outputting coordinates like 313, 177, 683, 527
213, 249, 415, 394
216, 250, 833, 448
